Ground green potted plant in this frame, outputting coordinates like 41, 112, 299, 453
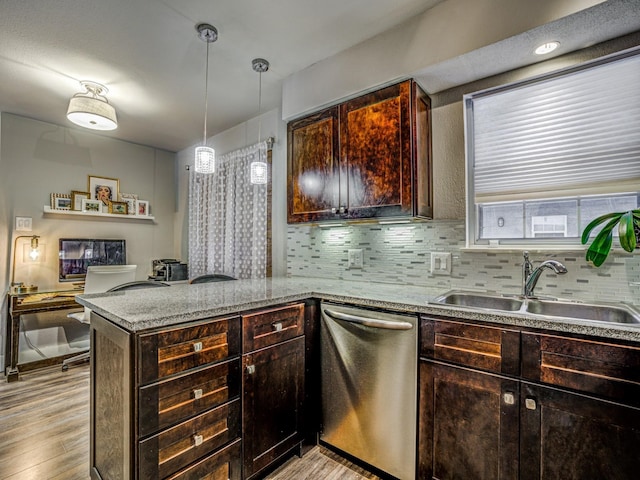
581, 209, 640, 267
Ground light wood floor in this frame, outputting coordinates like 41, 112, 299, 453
0, 365, 381, 480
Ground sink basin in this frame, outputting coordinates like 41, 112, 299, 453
525, 300, 640, 324
432, 291, 524, 312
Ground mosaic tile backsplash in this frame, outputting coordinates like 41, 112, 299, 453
286, 221, 640, 305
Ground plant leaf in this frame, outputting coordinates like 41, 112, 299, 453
618, 211, 636, 252
581, 212, 621, 244
584, 217, 619, 266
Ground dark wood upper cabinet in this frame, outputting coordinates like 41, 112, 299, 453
287, 79, 432, 223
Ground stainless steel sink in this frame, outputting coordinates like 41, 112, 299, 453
432, 291, 524, 312
525, 300, 640, 324
431, 290, 640, 326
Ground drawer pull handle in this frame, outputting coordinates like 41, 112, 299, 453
193, 388, 203, 400
503, 392, 515, 405
246, 364, 256, 375
272, 322, 283, 332
193, 434, 203, 447
192, 341, 203, 352
525, 398, 537, 411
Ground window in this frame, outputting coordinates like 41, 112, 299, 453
464, 48, 640, 248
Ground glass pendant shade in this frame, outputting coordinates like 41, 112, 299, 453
250, 161, 268, 184
195, 146, 215, 174
67, 81, 117, 131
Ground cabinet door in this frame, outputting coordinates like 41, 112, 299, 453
339, 80, 414, 218
418, 361, 519, 480
243, 336, 305, 479
520, 382, 640, 480
287, 107, 340, 223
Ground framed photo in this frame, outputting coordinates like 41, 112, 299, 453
119, 193, 138, 215
88, 175, 119, 206
51, 193, 71, 210
82, 199, 102, 213
136, 200, 149, 216
71, 191, 90, 211
108, 200, 128, 215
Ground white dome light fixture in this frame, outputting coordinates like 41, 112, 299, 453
67, 81, 118, 130
250, 58, 269, 185
535, 41, 560, 55
194, 23, 218, 174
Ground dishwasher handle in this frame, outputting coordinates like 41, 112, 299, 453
323, 309, 414, 330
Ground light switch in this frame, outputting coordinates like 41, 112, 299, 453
15, 217, 32, 232
431, 252, 452, 275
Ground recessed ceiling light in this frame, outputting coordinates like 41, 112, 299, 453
535, 41, 560, 55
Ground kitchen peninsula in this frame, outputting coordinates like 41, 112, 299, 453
79, 277, 640, 480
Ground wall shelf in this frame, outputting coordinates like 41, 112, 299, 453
43, 206, 155, 221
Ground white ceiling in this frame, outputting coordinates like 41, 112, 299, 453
1, 0, 639, 153
0, 0, 442, 152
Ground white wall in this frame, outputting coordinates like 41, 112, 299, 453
175, 107, 288, 276
1, 113, 177, 365
281, 0, 605, 120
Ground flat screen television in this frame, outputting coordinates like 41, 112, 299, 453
58, 238, 126, 282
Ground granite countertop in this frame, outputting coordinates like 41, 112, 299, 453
77, 276, 640, 342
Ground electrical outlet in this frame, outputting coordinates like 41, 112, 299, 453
431, 252, 452, 275
347, 249, 364, 269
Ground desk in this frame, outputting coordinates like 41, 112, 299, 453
5, 290, 84, 382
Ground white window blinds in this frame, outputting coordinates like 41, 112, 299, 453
466, 50, 640, 204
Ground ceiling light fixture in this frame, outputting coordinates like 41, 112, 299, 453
67, 81, 118, 130
250, 58, 270, 185
535, 41, 560, 55
194, 23, 218, 174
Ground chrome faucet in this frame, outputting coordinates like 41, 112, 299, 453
522, 251, 568, 298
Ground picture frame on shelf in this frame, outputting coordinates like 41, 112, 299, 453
71, 191, 90, 211
108, 201, 128, 215
88, 175, 119, 206
51, 193, 71, 210
119, 193, 138, 215
136, 200, 149, 216
82, 199, 102, 213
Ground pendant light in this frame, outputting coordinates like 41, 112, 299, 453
67, 81, 117, 131
250, 58, 269, 185
194, 23, 218, 174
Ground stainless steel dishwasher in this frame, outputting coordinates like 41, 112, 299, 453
320, 302, 417, 480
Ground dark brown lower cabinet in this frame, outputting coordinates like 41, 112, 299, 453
520, 382, 640, 480
419, 317, 640, 480
243, 336, 306, 479
418, 360, 519, 480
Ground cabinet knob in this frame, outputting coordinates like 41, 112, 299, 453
192, 341, 203, 352
525, 397, 537, 410
246, 364, 256, 375
272, 322, 283, 332
503, 392, 515, 405
193, 388, 203, 400
193, 434, 204, 447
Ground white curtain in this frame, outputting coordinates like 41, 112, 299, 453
188, 141, 268, 279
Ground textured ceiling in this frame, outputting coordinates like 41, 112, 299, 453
1, 0, 639, 152
0, 0, 442, 152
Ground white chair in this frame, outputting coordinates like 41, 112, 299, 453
62, 265, 137, 371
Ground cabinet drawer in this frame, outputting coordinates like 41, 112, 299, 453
421, 317, 520, 376
139, 358, 240, 437
243, 303, 304, 351
522, 332, 640, 405
139, 399, 240, 479
139, 316, 241, 384
165, 438, 241, 480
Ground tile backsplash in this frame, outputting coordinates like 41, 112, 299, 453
286, 220, 640, 304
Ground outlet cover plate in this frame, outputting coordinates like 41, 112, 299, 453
348, 249, 364, 269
